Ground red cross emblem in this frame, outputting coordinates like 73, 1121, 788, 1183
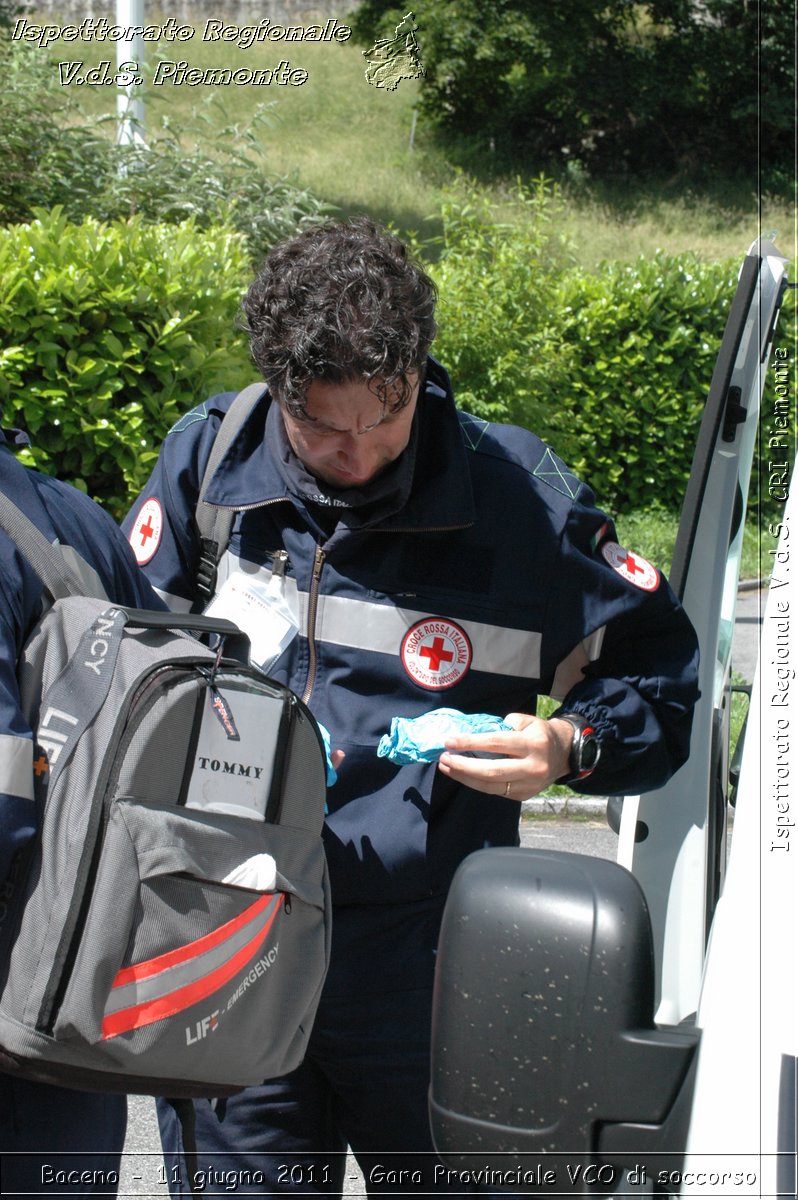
129, 498, 163, 565
138, 516, 155, 547
420, 636, 455, 673
401, 619, 472, 690
601, 542, 659, 591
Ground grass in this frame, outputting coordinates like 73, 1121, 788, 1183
559, 191, 795, 270
614, 508, 764, 583
521, 808, 601, 824
39, 15, 795, 265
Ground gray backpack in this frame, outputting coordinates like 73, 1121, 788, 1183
0, 490, 331, 1098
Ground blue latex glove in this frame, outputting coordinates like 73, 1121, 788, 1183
316, 722, 338, 788
377, 707, 512, 766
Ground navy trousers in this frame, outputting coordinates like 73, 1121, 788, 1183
0, 1075, 125, 1196
157, 899, 468, 1197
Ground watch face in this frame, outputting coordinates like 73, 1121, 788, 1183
580, 734, 600, 772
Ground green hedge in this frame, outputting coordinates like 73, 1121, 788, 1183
1, 202, 790, 524
546, 254, 737, 510
430, 180, 573, 443
428, 184, 741, 512
0, 209, 253, 517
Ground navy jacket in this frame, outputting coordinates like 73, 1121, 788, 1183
0, 437, 161, 890
124, 362, 700, 906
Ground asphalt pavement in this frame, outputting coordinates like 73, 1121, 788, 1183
731, 583, 766, 685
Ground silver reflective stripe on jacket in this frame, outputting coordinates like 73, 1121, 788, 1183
215, 552, 543, 680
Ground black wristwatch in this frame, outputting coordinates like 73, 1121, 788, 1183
554, 712, 601, 782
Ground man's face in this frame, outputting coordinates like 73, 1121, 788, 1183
280, 375, 420, 489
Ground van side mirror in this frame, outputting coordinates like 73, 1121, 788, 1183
430, 848, 699, 1190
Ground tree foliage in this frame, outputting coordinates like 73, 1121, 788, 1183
350, 0, 793, 187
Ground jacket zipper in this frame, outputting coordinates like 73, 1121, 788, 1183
298, 523, 473, 705
302, 545, 326, 705
372, 523, 473, 536
211, 497, 288, 515
207, 504, 472, 705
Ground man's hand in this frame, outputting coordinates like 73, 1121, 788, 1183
437, 713, 573, 800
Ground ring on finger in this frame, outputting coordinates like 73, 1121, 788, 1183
504, 781, 512, 798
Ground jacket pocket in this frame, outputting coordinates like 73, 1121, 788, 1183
49, 799, 327, 1087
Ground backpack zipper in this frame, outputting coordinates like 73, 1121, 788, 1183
38, 657, 299, 1032
35, 660, 209, 1033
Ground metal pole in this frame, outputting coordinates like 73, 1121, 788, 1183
116, 0, 145, 146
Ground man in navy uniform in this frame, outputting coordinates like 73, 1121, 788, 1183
125, 216, 700, 1196
0, 419, 162, 1196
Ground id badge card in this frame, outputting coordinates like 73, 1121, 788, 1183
205, 570, 299, 673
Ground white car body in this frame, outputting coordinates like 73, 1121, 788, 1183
430, 240, 797, 1196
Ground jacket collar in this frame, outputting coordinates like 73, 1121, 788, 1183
202, 359, 476, 534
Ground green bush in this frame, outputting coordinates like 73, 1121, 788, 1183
0, 34, 67, 223
0, 209, 253, 517
350, 0, 793, 191
428, 178, 584, 464
425, 184, 737, 511
59, 98, 327, 267
2, 197, 788, 526
546, 255, 794, 516
546, 253, 737, 510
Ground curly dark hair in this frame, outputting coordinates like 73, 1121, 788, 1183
241, 217, 438, 419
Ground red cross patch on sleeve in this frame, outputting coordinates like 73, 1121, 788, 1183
129, 498, 163, 565
600, 541, 660, 591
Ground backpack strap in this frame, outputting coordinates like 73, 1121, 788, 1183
0, 486, 85, 601
194, 383, 269, 603
166, 1097, 205, 1199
